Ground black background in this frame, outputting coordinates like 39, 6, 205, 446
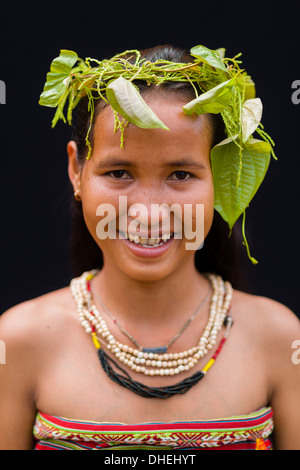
0, 1, 299, 316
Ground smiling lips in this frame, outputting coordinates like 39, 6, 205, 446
120, 231, 174, 247
118, 231, 175, 256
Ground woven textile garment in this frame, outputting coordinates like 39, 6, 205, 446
33, 407, 273, 450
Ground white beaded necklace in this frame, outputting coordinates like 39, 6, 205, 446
71, 270, 233, 378
90, 280, 212, 355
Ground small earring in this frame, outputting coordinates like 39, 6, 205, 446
74, 189, 81, 201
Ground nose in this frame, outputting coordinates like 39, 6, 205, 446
127, 198, 184, 238
128, 202, 171, 237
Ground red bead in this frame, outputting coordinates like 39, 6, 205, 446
212, 337, 226, 360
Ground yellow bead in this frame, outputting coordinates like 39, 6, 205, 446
91, 332, 101, 349
202, 358, 215, 373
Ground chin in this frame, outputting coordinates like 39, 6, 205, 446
118, 265, 178, 284
113, 250, 195, 285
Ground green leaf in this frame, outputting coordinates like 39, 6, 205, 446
106, 76, 169, 130
211, 137, 271, 229
216, 48, 226, 59
236, 75, 256, 100
244, 77, 256, 100
241, 98, 263, 143
49, 50, 79, 74
39, 50, 78, 108
190, 45, 228, 73
183, 78, 235, 115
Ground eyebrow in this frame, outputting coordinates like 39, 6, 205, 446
94, 157, 206, 170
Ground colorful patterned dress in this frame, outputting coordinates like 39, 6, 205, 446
33, 406, 273, 450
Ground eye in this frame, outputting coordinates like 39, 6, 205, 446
107, 170, 132, 179
168, 171, 193, 181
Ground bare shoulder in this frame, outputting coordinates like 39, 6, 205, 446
232, 289, 300, 336
0, 286, 76, 346
232, 292, 300, 449
0, 287, 77, 450
232, 289, 300, 367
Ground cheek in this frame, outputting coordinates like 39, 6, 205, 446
80, 177, 120, 243
171, 179, 214, 249
190, 178, 214, 237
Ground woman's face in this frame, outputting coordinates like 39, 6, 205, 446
68, 96, 214, 282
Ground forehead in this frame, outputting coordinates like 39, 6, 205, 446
91, 97, 212, 164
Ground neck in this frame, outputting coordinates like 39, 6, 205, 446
91, 258, 210, 327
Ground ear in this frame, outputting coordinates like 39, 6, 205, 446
67, 140, 82, 193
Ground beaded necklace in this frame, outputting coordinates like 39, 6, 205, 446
90, 281, 212, 355
71, 270, 233, 398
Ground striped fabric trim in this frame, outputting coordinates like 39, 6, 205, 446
33, 407, 273, 450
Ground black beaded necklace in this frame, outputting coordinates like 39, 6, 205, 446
91, 315, 233, 399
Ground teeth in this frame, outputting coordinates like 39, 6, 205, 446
161, 233, 170, 241
124, 233, 173, 247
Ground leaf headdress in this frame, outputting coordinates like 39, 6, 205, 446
39, 45, 276, 263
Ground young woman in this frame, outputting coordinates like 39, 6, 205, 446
0, 45, 299, 450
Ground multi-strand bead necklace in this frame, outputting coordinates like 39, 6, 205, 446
71, 270, 233, 398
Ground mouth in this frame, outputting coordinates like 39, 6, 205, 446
119, 231, 175, 248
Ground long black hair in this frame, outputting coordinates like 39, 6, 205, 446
68, 45, 251, 291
